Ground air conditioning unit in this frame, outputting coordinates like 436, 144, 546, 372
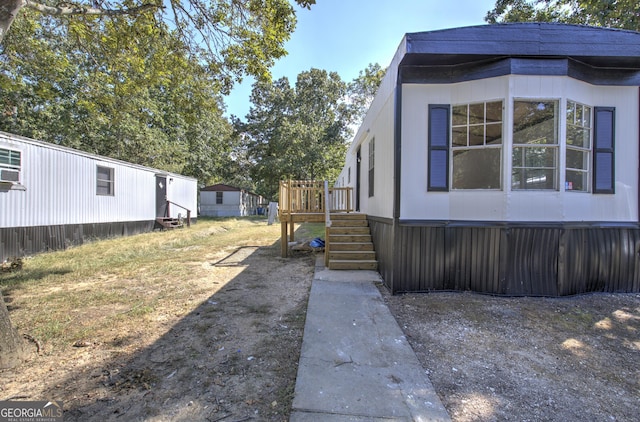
0, 168, 20, 183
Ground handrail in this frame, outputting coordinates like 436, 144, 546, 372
166, 200, 192, 227
324, 181, 331, 266
324, 181, 331, 228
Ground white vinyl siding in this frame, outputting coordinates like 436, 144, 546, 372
400, 75, 637, 222
0, 132, 197, 228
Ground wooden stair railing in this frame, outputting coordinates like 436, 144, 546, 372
156, 200, 192, 230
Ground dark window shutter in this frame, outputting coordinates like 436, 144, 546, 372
428, 104, 450, 191
593, 107, 615, 194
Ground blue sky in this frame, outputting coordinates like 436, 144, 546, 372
224, 0, 498, 119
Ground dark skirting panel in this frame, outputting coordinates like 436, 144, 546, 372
368, 216, 394, 287
1, 221, 159, 261
371, 220, 640, 296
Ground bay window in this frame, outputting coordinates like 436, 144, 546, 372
511, 100, 559, 190
451, 101, 503, 189
565, 100, 592, 192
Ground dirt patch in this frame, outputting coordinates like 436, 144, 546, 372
1, 243, 315, 421
382, 289, 640, 422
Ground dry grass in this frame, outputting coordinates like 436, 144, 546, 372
1, 217, 283, 351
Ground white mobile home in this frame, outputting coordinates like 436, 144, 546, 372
200, 184, 265, 217
336, 23, 640, 296
0, 131, 197, 261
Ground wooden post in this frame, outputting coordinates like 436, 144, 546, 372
289, 222, 295, 242
325, 225, 330, 267
281, 221, 288, 257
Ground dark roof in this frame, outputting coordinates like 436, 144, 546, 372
398, 23, 640, 85
201, 184, 242, 192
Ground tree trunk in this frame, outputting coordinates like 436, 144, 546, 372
0, 290, 27, 369
0, 0, 23, 44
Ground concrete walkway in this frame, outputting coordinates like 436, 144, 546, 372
290, 258, 451, 421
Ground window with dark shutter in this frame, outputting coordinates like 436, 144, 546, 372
592, 107, 615, 194
368, 138, 375, 197
428, 104, 450, 191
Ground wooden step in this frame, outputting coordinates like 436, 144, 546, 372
156, 217, 183, 229
329, 234, 372, 243
330, 219, 369, 227
329, 250, 376, 260
329, 213, 368, 220
329, 260, 378, 270
329, 226, 371, 235
330, 242, 374, 251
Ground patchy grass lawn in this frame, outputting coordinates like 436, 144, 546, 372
1, 217, 317, 421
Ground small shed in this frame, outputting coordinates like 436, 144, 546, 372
336, 23, 640, 296
0, 131, 198, 261
200, 184, 265, 217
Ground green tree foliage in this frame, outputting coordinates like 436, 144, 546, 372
1, 0, 316, 90
242, 69, 353, 199
347, 62, 386, 126
486, 0, 640, 30
0, 10, 233, 183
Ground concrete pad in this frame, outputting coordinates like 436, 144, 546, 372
313, 268, 383, 283
291, 265, 450, 421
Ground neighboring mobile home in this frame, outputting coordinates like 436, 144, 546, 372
0, 131, 197, 261
336, 23, 640, 296
200, 184, 265, 217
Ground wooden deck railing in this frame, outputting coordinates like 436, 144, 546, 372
279, 180, 353, 217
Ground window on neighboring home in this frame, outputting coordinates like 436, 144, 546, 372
368, 138, 375, 197
512, 100, 559, 190
216, 191, 223, 204
0, 147, 21, 183
451, 101, 503, 189
565, 100, 592, 192
96, 165, 114, 196
348, 167, 351, 184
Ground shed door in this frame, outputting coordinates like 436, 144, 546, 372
156, 176, 167, 217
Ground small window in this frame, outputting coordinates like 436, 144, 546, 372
512, 100, 559, 190
216, 191, 223, 204
0, 148, 21, 183
348, 167, 351, 184
96, 166, 114, 196
368, 138, 375, 197
565, 100, 592, 192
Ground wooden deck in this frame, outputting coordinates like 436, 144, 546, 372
278, 180, 353, 256
278, 180, 377, 270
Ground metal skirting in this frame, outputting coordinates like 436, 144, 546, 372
1, 221, 159, 261
368, 219, 640, 296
